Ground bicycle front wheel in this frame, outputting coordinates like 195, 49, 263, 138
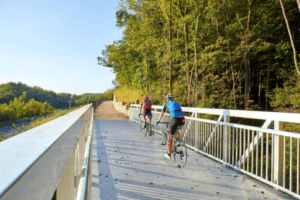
140, 122, 145, 135
173, 139, 187, 168
148, 124, 155, 140
159, 132, 168, 155
144, 123, 149, 136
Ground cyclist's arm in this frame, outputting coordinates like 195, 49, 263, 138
157, 112, 165, 122
157, 103, 167, 122
139, 101, 143, 114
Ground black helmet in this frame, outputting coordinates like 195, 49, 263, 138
165, 94, 174, 101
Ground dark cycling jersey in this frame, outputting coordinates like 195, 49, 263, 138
162, 101, 184, 118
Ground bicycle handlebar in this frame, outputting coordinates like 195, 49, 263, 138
156, 121, 169, 129
156, 121, 169, 124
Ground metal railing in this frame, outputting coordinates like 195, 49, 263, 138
129, 104, 300, 199
0, 104, 94, 200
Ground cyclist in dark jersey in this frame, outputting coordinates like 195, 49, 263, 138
157, 94, 185, 159
139, 95, 153, 128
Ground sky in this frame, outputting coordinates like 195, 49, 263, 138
0, 0, 123, 95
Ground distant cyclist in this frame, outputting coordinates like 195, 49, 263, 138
139, 95, 153, 129
157, 94, 185, 159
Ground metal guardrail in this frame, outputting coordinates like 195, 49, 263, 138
76, 107, 94, 200
129, 104, 300, 199
0, 104, 94, 200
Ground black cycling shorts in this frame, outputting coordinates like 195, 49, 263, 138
143, 109, 152, 119
169, 116, 185, 135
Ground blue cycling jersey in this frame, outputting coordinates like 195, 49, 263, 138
162, 101, 184, 118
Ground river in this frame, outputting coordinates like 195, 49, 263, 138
0, 118, 35, 137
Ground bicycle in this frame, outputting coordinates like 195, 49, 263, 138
156, 122, 187, 168
138, 114, 154, 140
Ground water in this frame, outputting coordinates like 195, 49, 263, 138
0, 119, 33, 137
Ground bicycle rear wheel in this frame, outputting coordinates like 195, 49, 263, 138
173, 139, 187, 168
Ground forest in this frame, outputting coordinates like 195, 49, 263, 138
0, 82, 114, 121
98, 0, 300, 113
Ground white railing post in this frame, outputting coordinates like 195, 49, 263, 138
223, 112, 228, 162
195, 112, 198, 149
237, 119, 272, 168
203, 115, 223, 151
273, 120, 284, 187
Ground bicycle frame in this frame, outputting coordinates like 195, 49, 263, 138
157, 122, 181, 150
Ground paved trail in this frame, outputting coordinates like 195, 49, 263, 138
89, 102, 292, 200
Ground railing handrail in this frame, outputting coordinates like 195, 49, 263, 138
130, 104, 300, 123
76, 107, 94, 200
0, 104, 92, 198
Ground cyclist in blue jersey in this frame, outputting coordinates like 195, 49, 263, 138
157, 94, 185, 159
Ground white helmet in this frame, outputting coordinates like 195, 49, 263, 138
165, 94, 174, 101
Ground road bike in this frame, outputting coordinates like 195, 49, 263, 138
138, 114, 154, 140
156, 122, 187, 168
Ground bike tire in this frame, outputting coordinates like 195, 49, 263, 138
145, 124, 149, 136
149, 124, 154, 140
173, 139, 187, 168
140, 122, 144, 135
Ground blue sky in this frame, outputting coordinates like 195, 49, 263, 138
0, 0, 123, 95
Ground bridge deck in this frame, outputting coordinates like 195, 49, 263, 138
88, 119, 291, 200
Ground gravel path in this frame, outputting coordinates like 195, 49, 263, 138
94, 101, 128, 120
89, 104, 292, 200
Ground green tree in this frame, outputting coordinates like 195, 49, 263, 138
98, 0, 300, 110
8, 92, 27, 119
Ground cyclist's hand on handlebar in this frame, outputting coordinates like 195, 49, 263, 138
156, 121, 160, 124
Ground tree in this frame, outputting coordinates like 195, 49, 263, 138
98, 0, 300, 112
279, 0, 299, 75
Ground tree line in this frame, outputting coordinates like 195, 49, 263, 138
0, 92, 53, 121
98, 0, 300, 112
0, 82, 103, 108
0, 82, 114, 121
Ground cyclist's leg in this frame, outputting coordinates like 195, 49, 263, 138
142, 110, 147, 128
176, 130, 180, 138
174, 117, 185, 138
167, 118, 176, 155
141, 109, 145, 122
148, 111, 152, 131
149, 111, 152, 123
